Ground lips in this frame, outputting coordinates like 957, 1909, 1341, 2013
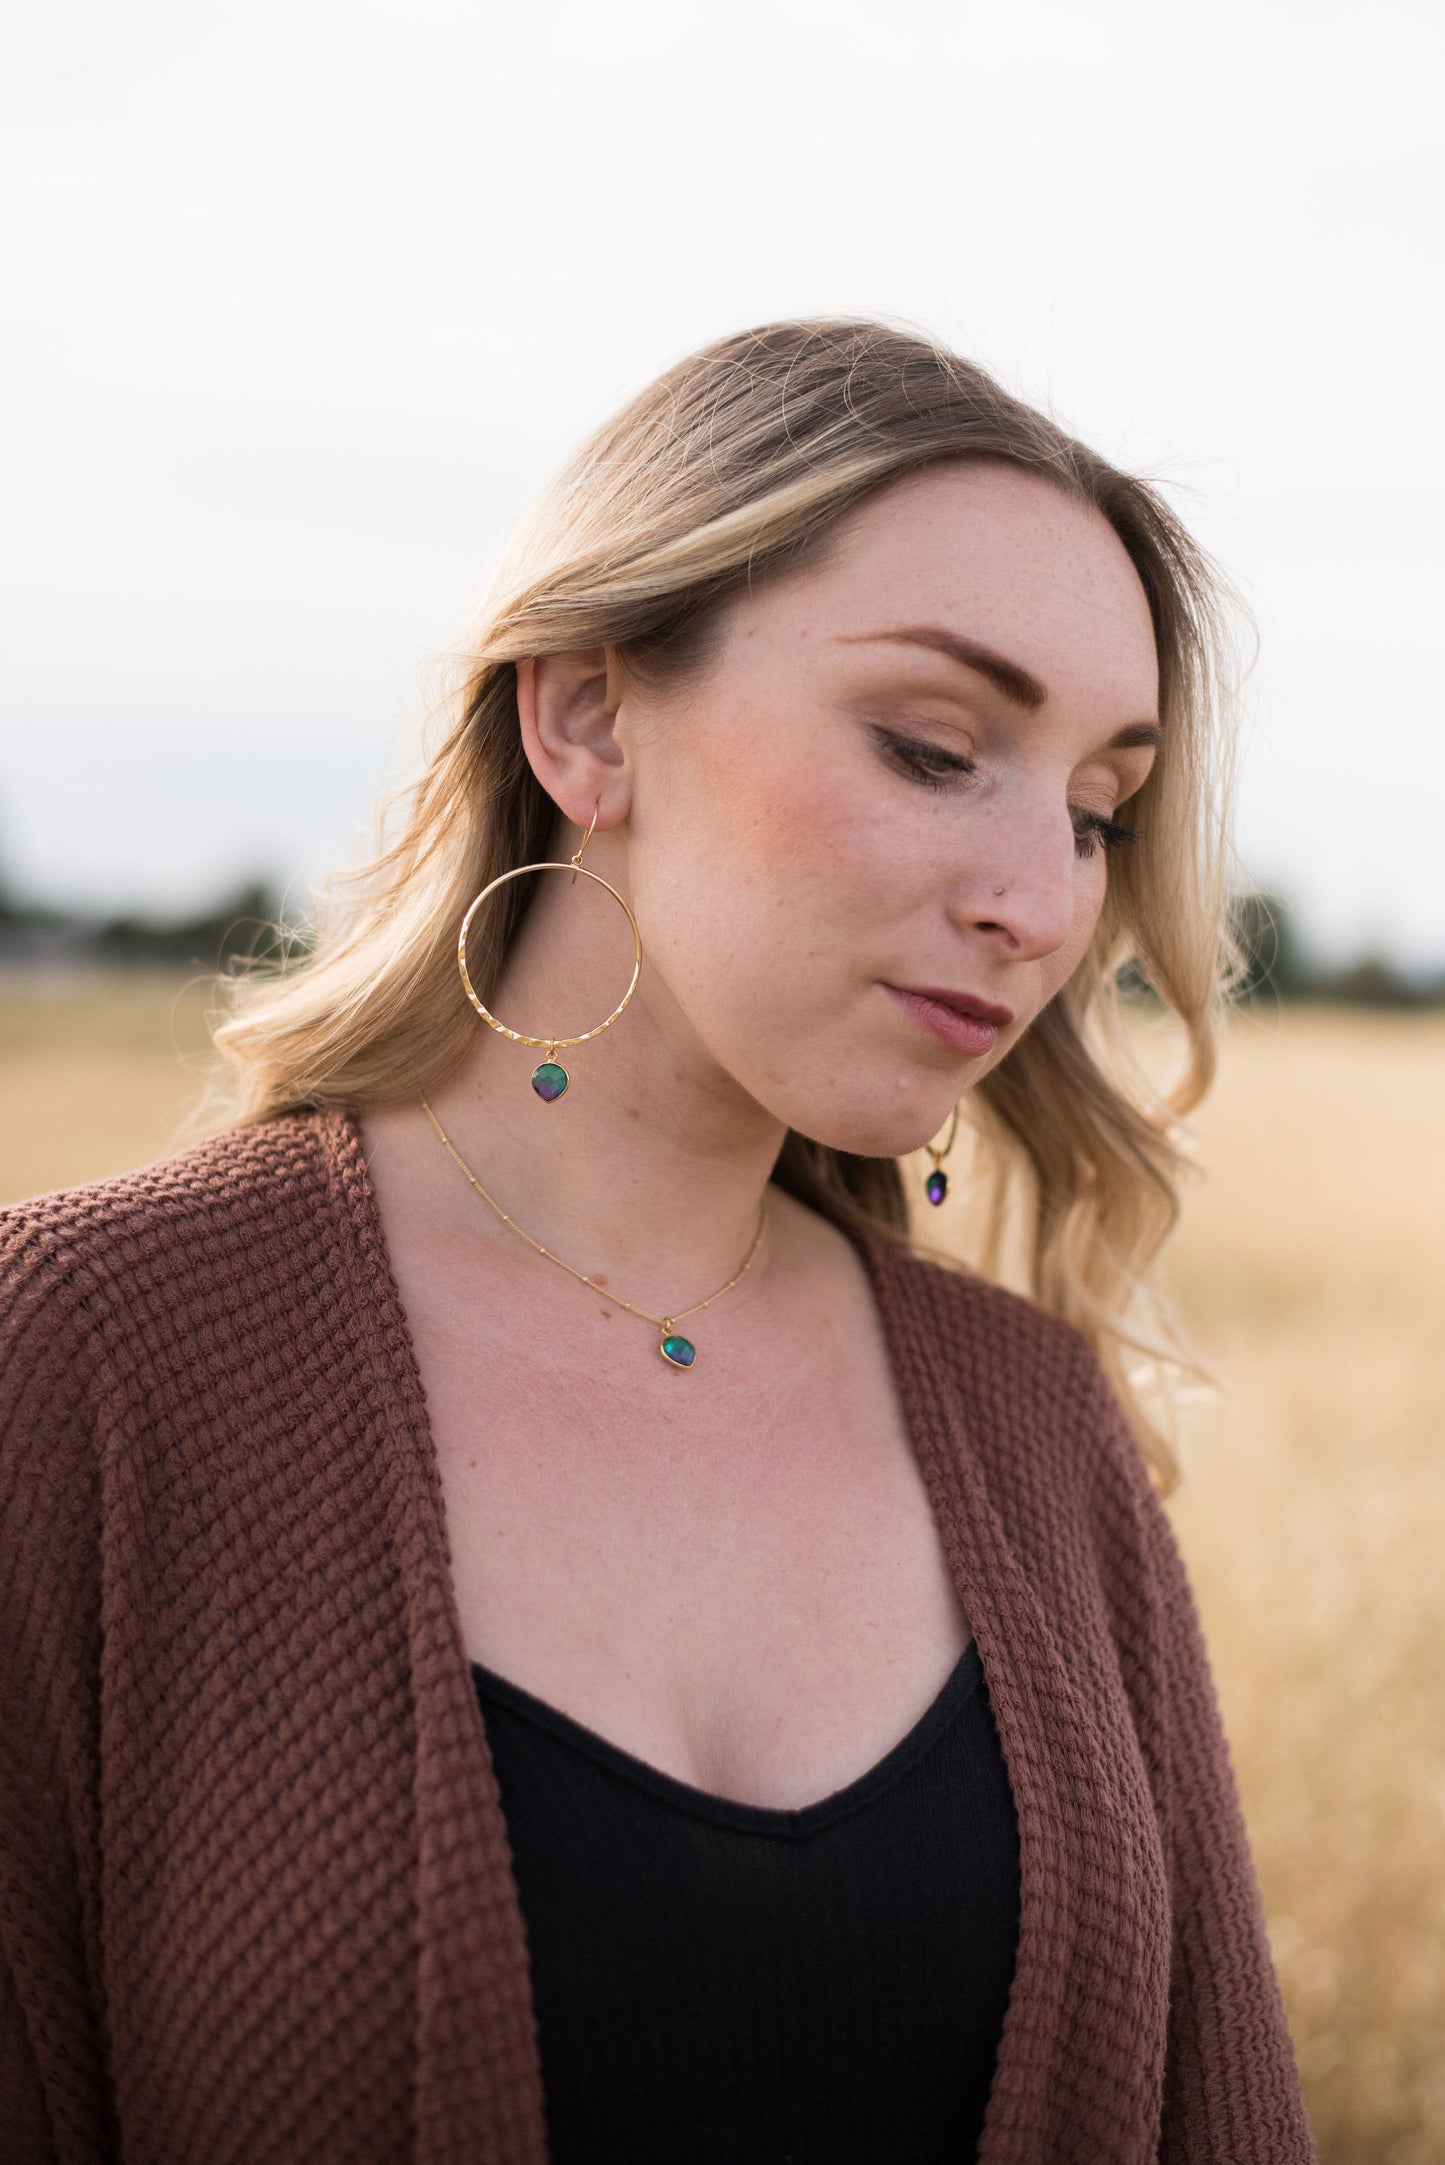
883, 983, 1014, 1058
894, 985, 1015, 1028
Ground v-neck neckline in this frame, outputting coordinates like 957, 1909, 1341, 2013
470, 1635, 983, 1838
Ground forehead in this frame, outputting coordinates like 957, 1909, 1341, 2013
769, 460, 1161, 715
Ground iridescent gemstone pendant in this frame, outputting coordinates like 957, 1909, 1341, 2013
531, 1058, 570, 1103
659, 1328, 696, 1368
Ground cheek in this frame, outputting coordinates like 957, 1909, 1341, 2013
633, 700, 886, 1022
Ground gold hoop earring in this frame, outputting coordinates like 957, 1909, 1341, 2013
923, 1103, 961, 1206
457, 798, 643, 1103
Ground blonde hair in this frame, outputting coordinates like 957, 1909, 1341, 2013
207, 316, 1251, 1498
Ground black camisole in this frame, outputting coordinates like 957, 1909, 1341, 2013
472, 1637, 1021, 2162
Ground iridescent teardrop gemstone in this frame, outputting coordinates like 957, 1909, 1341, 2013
660, 1334, 696, 1368
925, 1169, 948, 1206
531, 1061, 570, 1102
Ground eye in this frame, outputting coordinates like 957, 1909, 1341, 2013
873, 727, 977, 792
1072, 809, 1139, 861
875, 727, 1140, 861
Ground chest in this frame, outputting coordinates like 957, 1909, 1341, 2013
405, 1249, 974, 1810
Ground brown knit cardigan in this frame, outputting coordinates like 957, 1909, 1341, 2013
0, 1109, 1315, 2164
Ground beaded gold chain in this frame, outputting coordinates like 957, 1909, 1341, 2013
419, 1095, 767, 1369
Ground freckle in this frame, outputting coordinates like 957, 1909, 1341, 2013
594, 1272, 610, 1286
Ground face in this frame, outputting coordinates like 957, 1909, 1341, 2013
613, 459, 1162, 1157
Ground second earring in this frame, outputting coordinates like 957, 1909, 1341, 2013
456, 799, 644, 1102
923, 1103, 961, 1206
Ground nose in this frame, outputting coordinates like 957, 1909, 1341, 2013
945, 798, 1080, 960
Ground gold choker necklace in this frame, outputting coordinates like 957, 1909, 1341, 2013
419, 1096, 767, 1369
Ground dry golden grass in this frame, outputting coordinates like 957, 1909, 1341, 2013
1136, 1005, 1445, 2165
2, 977, 1441, 2162
0, 971, 215, 1201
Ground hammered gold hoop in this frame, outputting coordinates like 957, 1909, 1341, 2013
456, 802, 642, 1100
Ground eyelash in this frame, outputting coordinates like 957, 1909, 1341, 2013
877, 729, 1139, 862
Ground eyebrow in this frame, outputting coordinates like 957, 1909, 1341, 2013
836, 624, 1163, 750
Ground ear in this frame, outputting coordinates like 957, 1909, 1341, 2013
515, 648, 630, 832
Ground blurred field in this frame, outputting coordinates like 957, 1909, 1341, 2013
0, 970, 217, 1199
2, 974, 1441, 2162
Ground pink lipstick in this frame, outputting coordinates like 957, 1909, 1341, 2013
883, 983, 1013, 1057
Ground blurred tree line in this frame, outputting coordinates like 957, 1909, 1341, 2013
1123, 888, 1445, 1009
0, 876, 297, 973
1221, 890, 1444, 1008
0, 870, 1440, 1007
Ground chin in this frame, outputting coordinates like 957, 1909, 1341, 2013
770, 1092, 972, 1163
735, 1028, 994, 1159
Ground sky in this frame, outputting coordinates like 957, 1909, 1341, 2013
2, 0, 1441, 968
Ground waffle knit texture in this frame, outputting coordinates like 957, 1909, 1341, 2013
0, 1108, 1316, 2164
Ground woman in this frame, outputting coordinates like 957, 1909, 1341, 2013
1, 319, 1315, 2163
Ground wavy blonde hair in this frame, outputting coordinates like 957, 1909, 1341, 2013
206, 316, 1251, 1497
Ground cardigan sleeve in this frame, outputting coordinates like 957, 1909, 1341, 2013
1071, 1342, 1319, 2165
0, 1205, 119, 2161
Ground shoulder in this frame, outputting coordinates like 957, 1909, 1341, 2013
0, 1109, 355, 1382
1, 1109, 345, 1279
0, 1123, 361, 1728
852, 1222, 1157, 1508
856, 1220, 1094, 1390
0, 1110, 381, 1607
